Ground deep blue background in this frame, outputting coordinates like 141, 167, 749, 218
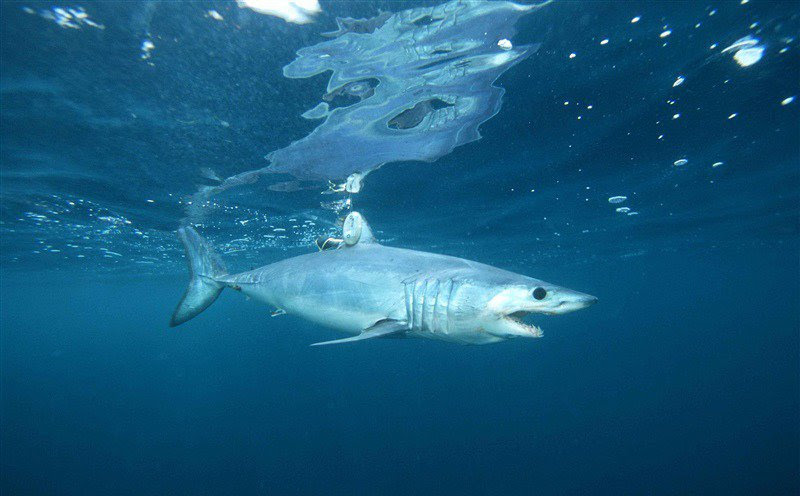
1, 0, 799, 494
2, 247, 798, 494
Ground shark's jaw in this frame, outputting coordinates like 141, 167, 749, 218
483, 310, 544, 339
505, 311, 544, 337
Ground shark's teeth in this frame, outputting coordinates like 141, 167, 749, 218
505, 313, 543, 338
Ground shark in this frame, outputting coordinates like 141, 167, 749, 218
169, 212, 597, 345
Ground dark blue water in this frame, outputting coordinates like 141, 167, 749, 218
1, 1, 798, 494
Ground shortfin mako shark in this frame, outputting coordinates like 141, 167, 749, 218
170, 212, 597, 345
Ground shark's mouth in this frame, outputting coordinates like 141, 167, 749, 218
505, 311, 543, 337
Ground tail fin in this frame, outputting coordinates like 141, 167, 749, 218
170, 226, 228, 327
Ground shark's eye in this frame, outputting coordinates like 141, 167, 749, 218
532, 287, 547, 300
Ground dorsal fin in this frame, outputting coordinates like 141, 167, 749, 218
342, 211, 378, 246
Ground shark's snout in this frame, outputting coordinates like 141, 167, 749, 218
548, 290, 597, 314
575, 293, 598, 308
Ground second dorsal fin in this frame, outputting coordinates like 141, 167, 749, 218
342, 211, 378, 246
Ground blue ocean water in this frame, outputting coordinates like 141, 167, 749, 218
1, 1, 798, 494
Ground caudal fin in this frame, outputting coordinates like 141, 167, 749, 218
170, 226, 228, 327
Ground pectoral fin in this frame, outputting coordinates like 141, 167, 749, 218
310, 320, 407, 347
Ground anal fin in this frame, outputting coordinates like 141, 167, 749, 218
310, 319, 406, 347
